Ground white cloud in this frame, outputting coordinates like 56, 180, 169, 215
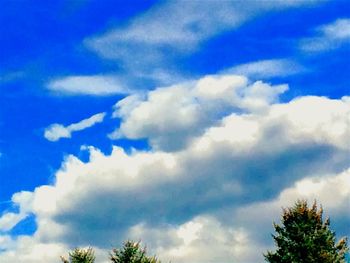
0, 235, 16, 251
268, 96, 350, 149
0, 191, 33, 232
127, 216, 261, 263
300, 18, 350, 52
0, 236, 69, 263
47, 75, 127, 96
3, 169, 349, 263
110, 74, 287, 151
1, 74, 350, 262
87, 1, 244, 58
88, 0, 317, 56
225, 59, 304, 79
0, 213, 27, 232
85, 0, 317, 85
44, 112, 106, 142
228, 168, 350, 248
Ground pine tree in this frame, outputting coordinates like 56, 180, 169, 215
61, 247, 95, 263
265, 200, 348, 263
110, 240, 160, 263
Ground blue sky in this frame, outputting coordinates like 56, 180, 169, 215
0, 1, 350, 262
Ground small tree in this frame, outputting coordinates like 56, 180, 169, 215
61, 247, 95, 263
110, 240, 160, 263
265, 200, 348, 263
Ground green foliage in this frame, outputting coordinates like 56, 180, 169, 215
265, 200, 348, 263
61, 247, 95, 263
110, 240, 160, 263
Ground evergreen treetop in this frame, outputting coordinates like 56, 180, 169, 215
265, 199, 348, 263
61, 247, 95, 263
110, 240, 160, 263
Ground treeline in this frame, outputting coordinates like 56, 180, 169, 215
61, 200, 349, 263
61, 241, 160, 263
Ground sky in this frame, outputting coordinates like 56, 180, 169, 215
0, 0, 349, 262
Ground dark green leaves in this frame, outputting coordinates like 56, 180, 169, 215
61, 247, 95, 263
265, 200, 348, 263
110, 241, 160, 263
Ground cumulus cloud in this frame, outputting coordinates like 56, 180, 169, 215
1, 74, 349, 262
44, 112, 106, 142
127, 216, 261, 263
226, 168, 350, 250
2, 161, 349, 263
300, 18, 350, 52
0, 236, 69, 263
0, 235, 16, 251
47, 75, 127, 96
157, 168, 350, 263
109, 74, 288, 151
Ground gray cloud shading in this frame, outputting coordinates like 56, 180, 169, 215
1, 70, 350, 262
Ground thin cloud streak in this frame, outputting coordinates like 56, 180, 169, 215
47, 75, 128, 96
224, 59, 305, 79
44, 112, 106, 142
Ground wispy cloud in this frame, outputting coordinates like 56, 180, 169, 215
300, 18, 350, 52
85, 0, 316, 86
0, 191, 33, 232
0, 71, 25, 84
224, 59, 304, 79
44, 112, 106, 142
47, 75, 127, 96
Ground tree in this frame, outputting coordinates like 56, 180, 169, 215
265, 200, 348, 263
110, 240, 160, 263
61, 247, 95, 263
